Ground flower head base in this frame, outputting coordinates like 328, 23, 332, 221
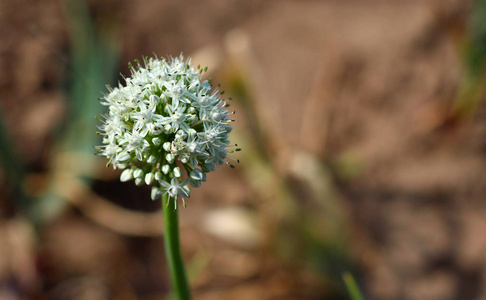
96, 55, 239, 208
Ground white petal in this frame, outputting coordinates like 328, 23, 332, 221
162, 165, 170, 174
166, 153, 175, 164
173, 167, 182, 178
147, 155, 157, 164
117, 152, 131, 162
120, 169, 133, 182
151, 186, 161, 200
145, 173, 155, 185
133, 168, 144, 178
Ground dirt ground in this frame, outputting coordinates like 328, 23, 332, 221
1, 0, 485, 299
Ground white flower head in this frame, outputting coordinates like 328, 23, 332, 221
96, 55, 239, 209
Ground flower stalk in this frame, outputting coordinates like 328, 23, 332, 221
162, 193, 191, 300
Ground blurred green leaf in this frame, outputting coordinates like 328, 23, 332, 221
466, 0, 486, 77
32, 0, 119, 225
0, 112, 31, 214
453, 0, 486, 119
343, 272, 365, 300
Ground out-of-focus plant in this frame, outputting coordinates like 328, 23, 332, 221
0, 114, 30, 214
222, 32, 358, 297
452, 0, 486, 119
5, 0, 120, 226
343, 272, 365, 300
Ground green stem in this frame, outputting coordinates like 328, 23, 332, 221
162, 193, 191, 300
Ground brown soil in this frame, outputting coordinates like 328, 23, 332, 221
1, 0, 484, 299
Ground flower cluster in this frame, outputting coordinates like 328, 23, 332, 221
96, 55, 238, 209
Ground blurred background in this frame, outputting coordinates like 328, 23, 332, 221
1, 0, 486, 299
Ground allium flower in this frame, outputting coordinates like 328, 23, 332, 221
96, 55, 239, 208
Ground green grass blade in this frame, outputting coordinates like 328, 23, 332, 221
343, 272, 365, 300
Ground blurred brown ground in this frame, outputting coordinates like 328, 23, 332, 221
1, 0, 485, 299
